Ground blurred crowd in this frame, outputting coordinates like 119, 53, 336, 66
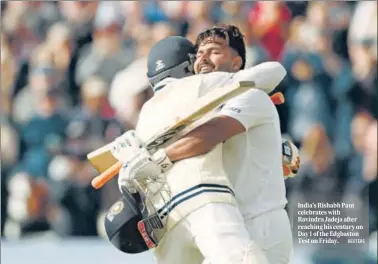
0, 0, 376, 249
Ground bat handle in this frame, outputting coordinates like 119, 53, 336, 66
91, 161, 123, 189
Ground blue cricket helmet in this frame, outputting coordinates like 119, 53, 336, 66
147, 36, 196, 91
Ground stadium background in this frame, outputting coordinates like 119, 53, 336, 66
1, 1, 376, 263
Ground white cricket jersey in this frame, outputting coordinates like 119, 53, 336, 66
136, 74, 236, 233
219, 89, 288, 219
136, 62, 287, 232
207, 63, 288, 218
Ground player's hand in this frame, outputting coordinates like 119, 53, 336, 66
282, 139, 300, 180
111, 130, 143, 163
117, 148, 173, 193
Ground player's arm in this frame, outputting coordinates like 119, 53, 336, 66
164, 115, 242, 160
165, 62, 287, 161
165, 89, 273, 162
232, 61, 287, 94
113, 89, 272, 193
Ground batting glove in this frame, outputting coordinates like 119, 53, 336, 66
118, 148, 173, 194
282, 139, 300, 179
111, 130, 143, 163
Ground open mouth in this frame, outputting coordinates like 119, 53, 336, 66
199, 64, 214, 73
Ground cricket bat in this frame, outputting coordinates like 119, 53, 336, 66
89, 81, 284, 189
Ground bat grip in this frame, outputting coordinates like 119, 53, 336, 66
91, 93, 285, 190
91, 161, 123, 189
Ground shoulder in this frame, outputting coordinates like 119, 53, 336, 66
220, 89, 276, 129
227, 88, 273, 107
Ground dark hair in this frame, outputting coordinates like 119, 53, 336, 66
195, 24, 246, 69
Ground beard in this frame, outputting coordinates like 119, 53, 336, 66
197, 61, 215, 74
196, 61, 233, 74
198, 65, 214, 73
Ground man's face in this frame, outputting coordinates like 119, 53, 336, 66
194, 36, 238, 74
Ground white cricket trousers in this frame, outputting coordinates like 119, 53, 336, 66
153, 203, 269, 264
244, 208, 294, 264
